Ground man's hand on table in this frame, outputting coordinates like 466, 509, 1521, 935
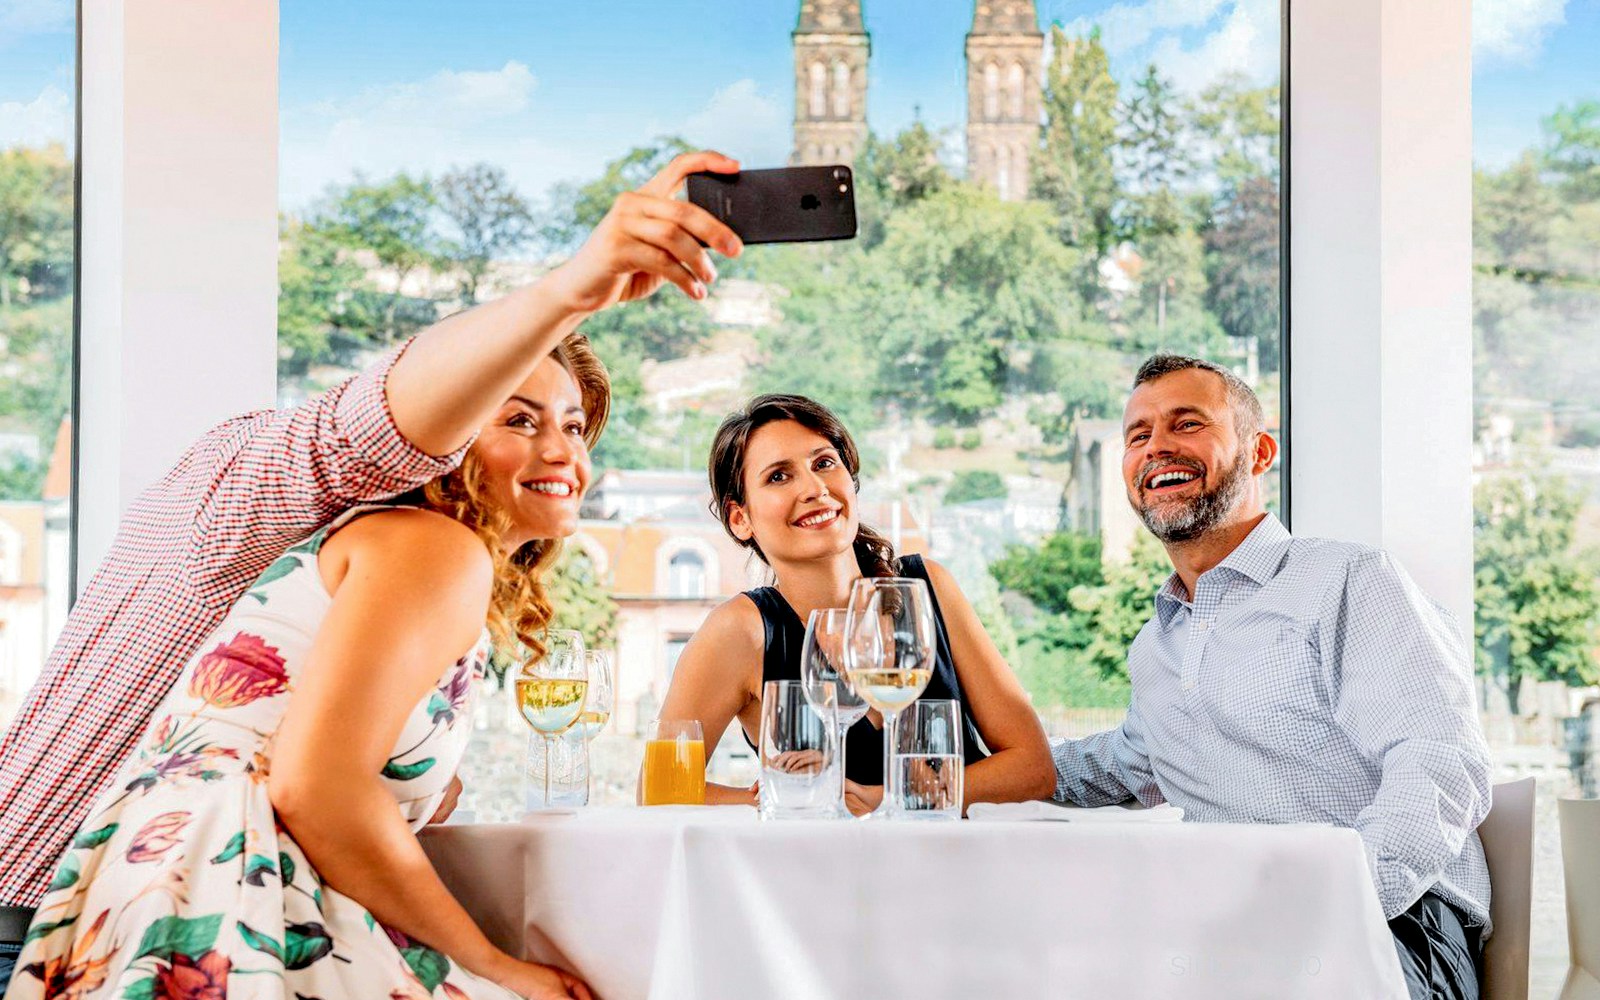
427, 775, 463, 826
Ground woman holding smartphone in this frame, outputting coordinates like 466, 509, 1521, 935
654, 394, 1054, 816
7, 153, 743, 1000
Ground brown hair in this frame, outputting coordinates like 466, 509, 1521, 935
414, 333, 611, 666
708, 393, 897, 579
1134, 354, 1264, 438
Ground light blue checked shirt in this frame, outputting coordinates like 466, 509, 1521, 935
1052, 514, 1493, 927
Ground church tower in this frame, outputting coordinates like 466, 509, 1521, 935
791, 1, 870, 166
965, 1, 1043, 201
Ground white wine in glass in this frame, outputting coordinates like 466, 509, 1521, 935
844, 577, 934, 820
516, 629, 588, 809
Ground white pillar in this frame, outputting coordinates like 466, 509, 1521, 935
1287, 0, 1474, 630
77, 0, 280, 585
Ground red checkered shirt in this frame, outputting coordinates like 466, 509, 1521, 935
0, 341, 469, 907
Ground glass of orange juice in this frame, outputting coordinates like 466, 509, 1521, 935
641, 720, 706, 805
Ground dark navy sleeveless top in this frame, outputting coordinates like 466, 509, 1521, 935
741, 555, 988, 785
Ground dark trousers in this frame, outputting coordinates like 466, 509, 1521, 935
0, 939, 20, 996
1390, 891, 1483, 1000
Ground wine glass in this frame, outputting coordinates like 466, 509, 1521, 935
515, 629, 589, 809
843, 578, 934, 820
571, 649, 614, 802
801, 608, 869, 816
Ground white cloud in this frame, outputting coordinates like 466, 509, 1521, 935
1145, 0, 1278, 92
1061, 0, 1279, 92
1473, 0, 1567, 66
280, 61, 603, 211
1064, 0, 1227, 56
0, 83, 71, 148
0, 0, 71, 46
673, 79, 789, 167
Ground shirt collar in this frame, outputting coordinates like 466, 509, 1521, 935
1152, 513, 1292, 627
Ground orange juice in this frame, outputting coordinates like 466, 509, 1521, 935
641, 737, 706, 805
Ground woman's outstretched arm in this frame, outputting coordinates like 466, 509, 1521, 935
387, 151, 744, 457
270, 509, 590, 1000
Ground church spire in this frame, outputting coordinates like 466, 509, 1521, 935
965, 1, 1043, 201
970, 1, 1042, 37
796, 0, 865, 34
791, 1, 870, 166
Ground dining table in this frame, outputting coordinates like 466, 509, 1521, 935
419, 804, 1410, 999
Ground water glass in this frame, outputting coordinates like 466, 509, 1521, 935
524, 729, 588, 810
892, 699, 963, 820
641, 719, 706, 805
757, 680, 838, 820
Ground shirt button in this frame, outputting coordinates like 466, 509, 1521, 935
1181, 679, 1196, 691
1194, 620, 1210, 632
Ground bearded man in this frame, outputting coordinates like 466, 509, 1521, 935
1050, 354, 1492, 1000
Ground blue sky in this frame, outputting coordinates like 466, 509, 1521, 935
0, 0, 1595, 207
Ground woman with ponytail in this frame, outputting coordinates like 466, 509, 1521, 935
656, 394, 1053, 816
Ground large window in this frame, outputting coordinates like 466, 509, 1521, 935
0, 4, 76, 725
1471, 2, 1600, 991
278, 0, 1283, 812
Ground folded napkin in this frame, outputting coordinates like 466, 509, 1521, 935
966, 800, 1184, 823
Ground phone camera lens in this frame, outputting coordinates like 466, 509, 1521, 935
832, 167, 847, 181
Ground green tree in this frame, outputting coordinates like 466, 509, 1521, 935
853, 120, 953, 247
1204, 175, 1281, 367
1119, 65, 1191, 194
944, 469, 1007, 505
547, 546, 619, 651
1191, 75, 1279, 190
1474, 153, 1562, 271
436, 164, 536, 304
1474, 475, 1600, 713
1034, 27, 1120, 266
990, 531, 1103, 615
850, 186, 1092, 421
277, 218, 371, 376
313, 172, 442, 342
1543, 100, 1600, 201
0, 144, 73, 307
1070, 534, 1173, 683
544, 137, 694, 248
0, 297, 72, 455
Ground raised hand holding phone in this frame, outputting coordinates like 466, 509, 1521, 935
546, 150, 746, 313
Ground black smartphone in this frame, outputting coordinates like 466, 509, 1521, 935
686, 165, 857, 245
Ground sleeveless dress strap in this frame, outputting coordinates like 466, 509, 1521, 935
310, 503, 420, 553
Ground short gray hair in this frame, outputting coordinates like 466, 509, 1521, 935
1132, 354, 1264, 438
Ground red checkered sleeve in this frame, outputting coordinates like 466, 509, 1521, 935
0, 339, 470, 907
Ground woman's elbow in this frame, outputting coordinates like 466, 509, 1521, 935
1028, 746, 1057, 800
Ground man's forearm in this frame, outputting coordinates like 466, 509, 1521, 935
385, 273, 591, 457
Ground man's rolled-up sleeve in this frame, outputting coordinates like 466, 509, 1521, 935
183, 339, 473, 591
1051, 697, 1164, 807
1329, 551, 1493, 919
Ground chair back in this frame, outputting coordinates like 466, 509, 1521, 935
1559, 797, 1600, 1000
1480, 777, 1535, 1000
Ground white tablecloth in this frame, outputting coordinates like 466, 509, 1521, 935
419, 807, 1408, 1000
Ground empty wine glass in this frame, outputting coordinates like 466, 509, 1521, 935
572, 649, 614, 802
843, 578, 934, 820
515, 629, 588, 809
801, 608, 869, 816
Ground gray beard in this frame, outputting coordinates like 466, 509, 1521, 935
1136, 450, 1253, 543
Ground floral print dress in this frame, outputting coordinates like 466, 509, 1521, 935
5, 506, 519, 1000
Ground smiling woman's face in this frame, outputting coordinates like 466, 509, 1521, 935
727, 419, 860, 566
472, 356, 592, 549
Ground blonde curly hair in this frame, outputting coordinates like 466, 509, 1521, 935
414, 333, 610, 667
